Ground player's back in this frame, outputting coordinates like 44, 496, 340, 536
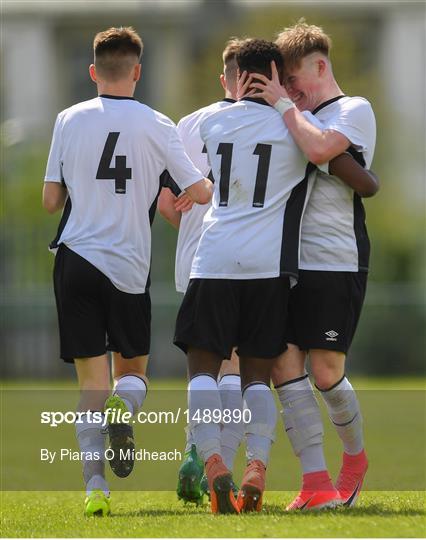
175, 99, 235, 292
192, 98, 309, 280
47, 95, 201, 293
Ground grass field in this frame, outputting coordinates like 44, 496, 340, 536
1, 377, 425, 537
1, 491, 425, 537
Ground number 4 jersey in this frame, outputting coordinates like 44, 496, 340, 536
191, 97, 325, 281
44, 95, 203, 294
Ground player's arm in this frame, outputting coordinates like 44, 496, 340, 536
245, 62, 350, 164
42, 181, 68, 214
329, 153, 379, 198
184, 178, 213, 205
157, 187, 181, 229
44, 114, 68, 213
166, 127, 213, 206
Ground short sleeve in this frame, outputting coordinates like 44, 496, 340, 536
44, 114, 64, 183
165, 126, 204, 191
325, 98, 376, 155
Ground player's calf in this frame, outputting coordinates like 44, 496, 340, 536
104, 375, 147, 478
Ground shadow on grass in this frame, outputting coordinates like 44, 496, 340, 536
110, 503, 425, 519
263, 503, 425, 517
111, 507, 210, 518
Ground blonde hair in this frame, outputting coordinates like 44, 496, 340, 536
275, 19, 332, 71
93, 26, 143, 81
222, 37, 247, 64
222, 37, 249, 81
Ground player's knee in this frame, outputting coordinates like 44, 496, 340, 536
271, 346, 305, 387
310, 350, 344, 390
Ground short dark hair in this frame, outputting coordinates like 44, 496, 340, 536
236, 39, 284, 83
93, 27, 143, 81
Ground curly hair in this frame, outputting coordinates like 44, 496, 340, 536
236, 39, 284, 82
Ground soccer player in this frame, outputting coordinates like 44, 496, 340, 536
43, 27, 212, 517
158, 38, 246, 505
246, 21, 377, 510
174, 38, 351, 514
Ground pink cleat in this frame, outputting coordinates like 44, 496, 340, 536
336, 450, 368, 507
286, 470, 342, 511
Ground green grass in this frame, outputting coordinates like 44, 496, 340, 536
1, 491, 425, 537
1, 378, 425, 537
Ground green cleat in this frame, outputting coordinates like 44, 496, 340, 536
177, 444, 205, 505
84, 490, 111, 517
104, 395, 135, 478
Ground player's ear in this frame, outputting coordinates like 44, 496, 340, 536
317, 58, 327, 77
89, 64, 97, 83
219, 73, 226, 92
134, 64, 141, 82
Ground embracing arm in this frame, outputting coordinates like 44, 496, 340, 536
184, 178, 213, 205
157, 187, 181, 229
280, 109, 349, 164
329, 153, 379, 198
245, 62, 350, 164
42, 182, 68, 214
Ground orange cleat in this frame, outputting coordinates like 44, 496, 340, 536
205, 454, 239, 514
286, 471, 342, 511
237, 459, 266, 512
336, 450, 368, 507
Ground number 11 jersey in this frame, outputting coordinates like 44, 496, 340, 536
191, 98, 323, 281
44, 95, 203, 294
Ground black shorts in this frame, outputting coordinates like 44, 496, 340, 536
53, 244, 151, 363
286, 270, 367, 354
174, 277, 290, 359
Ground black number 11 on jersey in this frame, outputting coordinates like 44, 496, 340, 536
215, 142, 272, 207
97, 132, 132, 194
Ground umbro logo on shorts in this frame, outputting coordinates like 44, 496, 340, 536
325, 330, 339, 341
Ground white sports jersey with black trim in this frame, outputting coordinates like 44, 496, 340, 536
191, 98, 324, 280
175, 99, 236, 293
300, 96, 376, 272
44, 95, 203, 294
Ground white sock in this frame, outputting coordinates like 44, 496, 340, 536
114, 375, 147, 416
184, 381, 196, 454
218, 374, 244, 471
275, 375, 327, 474
188, 374, 222, 462
243, 383, 276, 466
319, 376, 364, 455
75, 413, 109, 496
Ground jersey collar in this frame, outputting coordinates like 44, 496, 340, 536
99, 94, 136, 100
241, 96, 271, 107
311, 95, 345, 115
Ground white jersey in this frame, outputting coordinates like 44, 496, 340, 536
44, 95, 203, 294
174, 99, 236, 293
191, 98, 324, 280
300, 95, 376, 272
